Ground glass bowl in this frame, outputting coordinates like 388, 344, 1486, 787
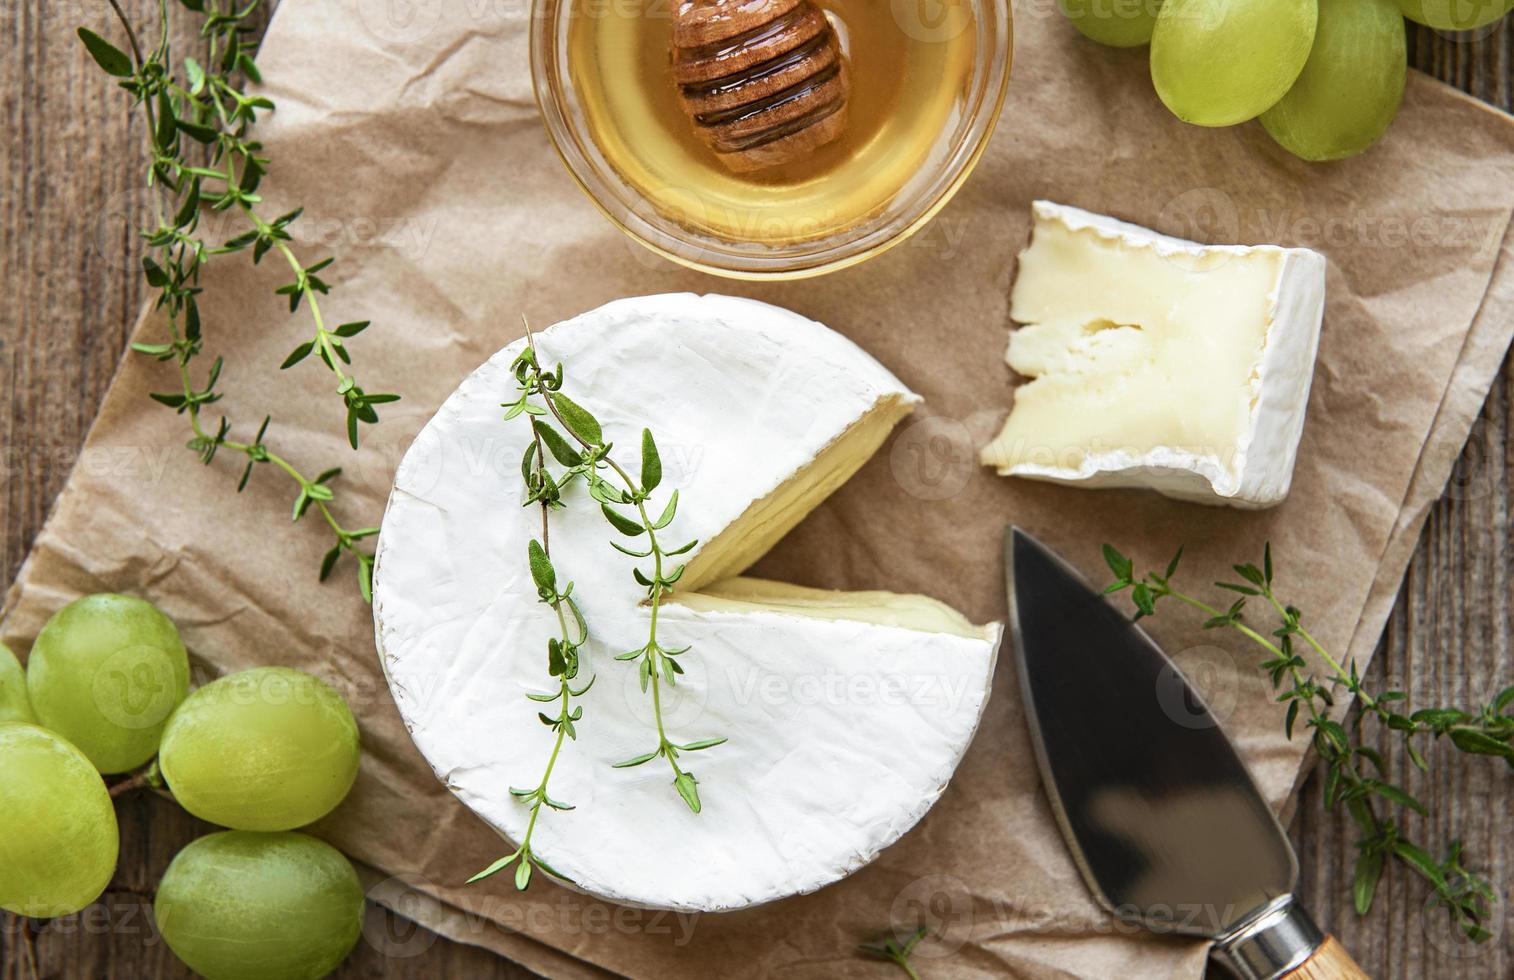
531, 0, 1013, 280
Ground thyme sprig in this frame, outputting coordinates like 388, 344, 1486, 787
1104, 543, 1512, 942
542, 391, 727, 813
859, 925, 928, 980
514, 325, 725, 813
79, 0, 397, 598
471, 326, 726, 888
85, 0, 398, 446
469, 346, 596, 891
466, 546, 594, 891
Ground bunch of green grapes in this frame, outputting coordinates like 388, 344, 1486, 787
1, 592, 191, 920
152, 666, 366, 977
1058, 0, 1508, 161
3, 596, 367, 979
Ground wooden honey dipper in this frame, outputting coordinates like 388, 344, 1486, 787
672, 0, 850, 173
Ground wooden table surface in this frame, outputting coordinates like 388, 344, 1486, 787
2, 3, 1511, 978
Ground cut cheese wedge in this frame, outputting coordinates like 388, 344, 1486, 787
981, 201, 1327, 508
670, 577, 991, 640
372, 294, 1001, 912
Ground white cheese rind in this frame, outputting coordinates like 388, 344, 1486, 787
983, 201, 1327, 509
373, 293, 1000, 912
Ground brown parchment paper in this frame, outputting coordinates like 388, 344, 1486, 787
6, 1, 1514, 977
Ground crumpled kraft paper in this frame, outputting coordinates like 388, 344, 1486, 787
6, 0, 1514, 977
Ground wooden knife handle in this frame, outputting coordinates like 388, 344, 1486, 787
1281, 936, 1370, 980
1211, 901, 1369, 980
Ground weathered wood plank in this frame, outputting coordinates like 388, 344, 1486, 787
1287, 21, 1514, 980
2, 4, 1510, 979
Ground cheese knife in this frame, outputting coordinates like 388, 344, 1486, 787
1006, 527, 1367, 980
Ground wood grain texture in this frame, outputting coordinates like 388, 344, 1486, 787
1282, 936, 1369, 980
1, 3, 1510, 978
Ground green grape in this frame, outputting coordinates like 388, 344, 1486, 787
1151, 0, 1319, 127
155, 831, 365, 980
159, 667, 360, 831
1059, 0, 1163, 47
1262, 0, 1406, 161
0, 723, 120, 917
26, 593, 190, 774
0, 642, 36, 724
1401, 0, 1514, 30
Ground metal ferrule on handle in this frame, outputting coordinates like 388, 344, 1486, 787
1211, 895, 1324, 980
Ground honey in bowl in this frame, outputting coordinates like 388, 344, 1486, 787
567, 0, 982, 246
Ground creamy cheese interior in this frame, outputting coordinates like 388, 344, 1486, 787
673, 393, 987, 635
680, 395, 916, 593
672, 577, 990, 640
981, 213, 1281, 476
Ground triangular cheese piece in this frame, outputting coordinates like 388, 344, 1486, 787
980, 202, 1326, 508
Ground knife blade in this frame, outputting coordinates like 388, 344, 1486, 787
1006, 527, 1367, 980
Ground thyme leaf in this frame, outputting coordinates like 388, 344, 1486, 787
858, 925, 928, 980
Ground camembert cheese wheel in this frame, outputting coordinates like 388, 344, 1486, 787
373, 294, 1001, 911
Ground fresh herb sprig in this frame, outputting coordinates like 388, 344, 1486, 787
86, 0, 398, 445
465, 544, 594, 891
514, 324, 726, 813
469, 345, 597, 891
79, 0, 397, 597
1104, 543, 1512, 942
542, 392, 727, 813
859, 925, 928, 980
471, 326, 726, 888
